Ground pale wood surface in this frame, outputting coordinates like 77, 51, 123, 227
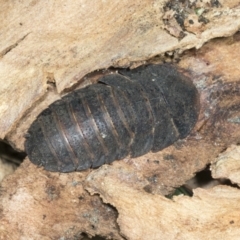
87, 175, 240, 240
211, 145, 240, 186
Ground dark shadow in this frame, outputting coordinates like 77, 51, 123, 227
0, 140, 26, 165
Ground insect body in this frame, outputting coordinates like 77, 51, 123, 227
25, 64, 199, 172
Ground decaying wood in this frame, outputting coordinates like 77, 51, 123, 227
0, 159, 16, 182
0, 160, 121, 239
87, 176, 240, 240
1, 0, 240, 239
211, 145, 240, 186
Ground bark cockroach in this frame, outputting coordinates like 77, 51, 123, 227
25, 64, 199, 172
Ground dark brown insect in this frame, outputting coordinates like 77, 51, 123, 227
25, 64, 199, 172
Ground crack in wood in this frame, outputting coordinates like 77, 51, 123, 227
0, 33, 30, 58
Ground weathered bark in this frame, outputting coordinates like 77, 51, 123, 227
1, 0, 240, 239
211, 145, 240, 186
0, 158, 16, 182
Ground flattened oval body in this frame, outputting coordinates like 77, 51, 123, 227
25, 64, 199, 172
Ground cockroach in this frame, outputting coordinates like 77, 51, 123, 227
25, 64, 199, 172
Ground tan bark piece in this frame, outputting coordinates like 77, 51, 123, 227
211, 145, 240, 185
0, 160, 121, 240
87, 173, 240, 240
0, 158, 16, 183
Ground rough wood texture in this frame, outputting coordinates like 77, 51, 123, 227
0, 159, 16, 182
1, 0, 240, 239
87, 177, 240, 240
0, 160, 121, 240
211, 145, 240, 186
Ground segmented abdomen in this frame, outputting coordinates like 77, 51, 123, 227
25, 64, 199, 172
